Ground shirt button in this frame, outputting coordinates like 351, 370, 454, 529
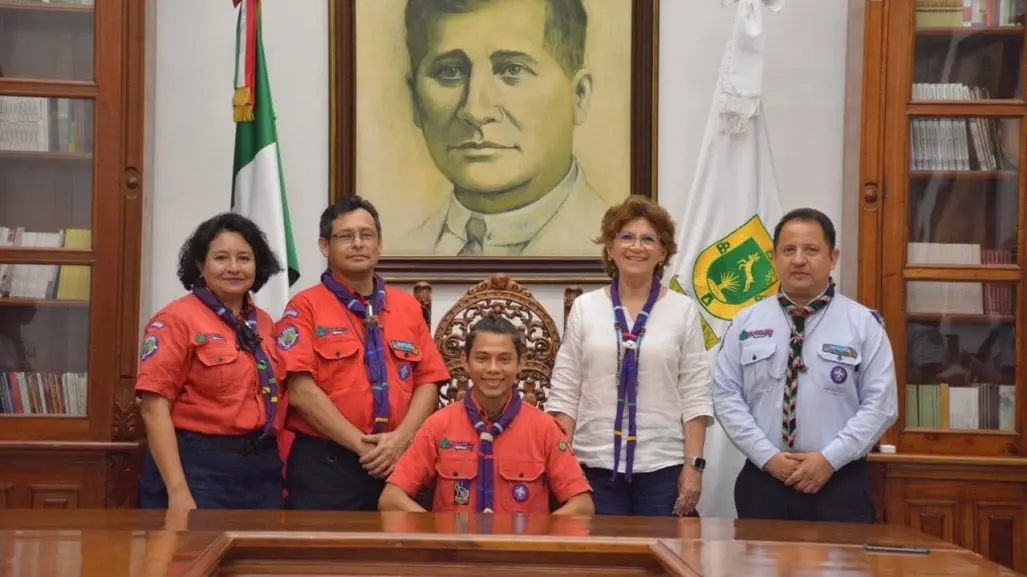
752, 354, 757, 360
216, 356, 223, 362
335, 351, 341, 357
518, 473, 524, 478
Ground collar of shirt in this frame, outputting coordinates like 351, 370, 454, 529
779, 280, 833, 309
326, 270, 389, 312
443, 159, 579, 248
468, 390, 516, 423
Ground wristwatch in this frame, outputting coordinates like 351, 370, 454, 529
686, 456, 706, 472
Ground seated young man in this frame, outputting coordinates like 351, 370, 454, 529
379, 314, 594, 515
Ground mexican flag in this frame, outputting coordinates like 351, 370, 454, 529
666, 0, 783, 518
231, 0, 300, 318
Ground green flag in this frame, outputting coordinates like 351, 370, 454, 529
231, 0, 299, 317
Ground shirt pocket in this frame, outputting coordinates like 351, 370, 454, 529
816, 346, 862, 396
496, 460, 548, 514
313, 338, 362, 392
741, 341, 778, 393
434, 457, 477, 512
387, 336, 423, 392
193, 343, 241, 396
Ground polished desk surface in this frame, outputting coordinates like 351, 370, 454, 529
0, 509, 1018, 576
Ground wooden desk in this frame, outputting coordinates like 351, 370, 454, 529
0, 510, 1019, 576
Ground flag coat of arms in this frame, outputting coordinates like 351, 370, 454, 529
231, 0, 300, 319
666, 0, 784, 518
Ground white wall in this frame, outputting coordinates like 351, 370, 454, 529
148, 0, 851, 332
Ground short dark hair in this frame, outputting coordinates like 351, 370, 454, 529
319, 195, 383, 240
773, 208, 837, 251
464, 314, 526, 359
177, 212, 283, 293
404, 0, 588, 79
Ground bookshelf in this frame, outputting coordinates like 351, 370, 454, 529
0, 0, 144, 508
859, 0, 1027, 570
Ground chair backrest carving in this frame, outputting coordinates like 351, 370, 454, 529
433, 274, 561, 410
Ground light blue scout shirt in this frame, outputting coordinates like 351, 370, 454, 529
713, 292, 898, 472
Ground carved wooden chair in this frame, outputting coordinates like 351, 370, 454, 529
414, 274, 582, 411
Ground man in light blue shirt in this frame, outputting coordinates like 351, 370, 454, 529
713, 208, 898, 523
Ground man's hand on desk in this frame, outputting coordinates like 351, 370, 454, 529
783, 452, 835, 494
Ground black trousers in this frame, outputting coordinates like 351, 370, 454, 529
734, 457, 875, 523
138, 429, 283, 510
285, 432, 385, 511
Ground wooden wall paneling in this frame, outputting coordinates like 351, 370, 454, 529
871, 456, 1027, 570
975, 504, 1026, 571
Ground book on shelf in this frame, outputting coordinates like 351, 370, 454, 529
910, 84, 1011, 172
0, 96, 93, 154
0, 372, 87, 416
907, 242, 988, 315
906, 382, 1015, 431
0, 227, 91, 301
916, 0, 1025, 27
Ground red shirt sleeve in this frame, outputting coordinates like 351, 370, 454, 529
275, 295, 317, 382
543, 415, 592, 504
386, 413, 441, 497
411, 312, 449, 387
134, 312, 191, 401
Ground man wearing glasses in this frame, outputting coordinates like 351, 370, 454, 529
275, 196, 450, 510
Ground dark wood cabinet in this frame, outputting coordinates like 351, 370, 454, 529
0, 0, 145, 507
859, 0, 1027, 570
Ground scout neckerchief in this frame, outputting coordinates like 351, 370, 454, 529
321, 269, 391, 433
463, 390, 522, 513
192, 285, 278, 439
777, 281, 835, 448
609, 274, 661, 482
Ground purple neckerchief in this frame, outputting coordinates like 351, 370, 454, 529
609, 275, 660, 481
320, 269, 390, 433
463, 391, 522, 512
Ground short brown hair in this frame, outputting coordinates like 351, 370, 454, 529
594, 196, 678, 279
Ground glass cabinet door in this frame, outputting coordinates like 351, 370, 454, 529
0, 0, 95, 82
0, 1, 96, 421
883, 0, 1027, 455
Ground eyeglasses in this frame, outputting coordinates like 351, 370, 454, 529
615, 232, 659, 248
331, 231, 378, 245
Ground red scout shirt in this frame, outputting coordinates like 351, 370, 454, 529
275, 279, 449, 438
134, 293, 285, 436
387, 394, 592, 514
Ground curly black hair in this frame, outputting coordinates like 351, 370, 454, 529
176, 212, 283, 293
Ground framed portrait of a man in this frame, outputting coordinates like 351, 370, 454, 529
330, 0, 659, 281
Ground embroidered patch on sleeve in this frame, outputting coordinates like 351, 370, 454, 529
140, 335, 158, 361
870, 310, 884, 326
277, 326, 299, 350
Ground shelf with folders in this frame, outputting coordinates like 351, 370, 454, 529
0, 227, 93, 303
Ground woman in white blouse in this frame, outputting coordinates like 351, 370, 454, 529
548, 196, 713, 516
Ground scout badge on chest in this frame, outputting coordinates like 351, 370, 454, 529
454, 480, 471, 506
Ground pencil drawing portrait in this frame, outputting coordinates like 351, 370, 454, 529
352, 0, 633, 258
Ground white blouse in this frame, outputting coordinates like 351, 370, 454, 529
547, 287, 714, 474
